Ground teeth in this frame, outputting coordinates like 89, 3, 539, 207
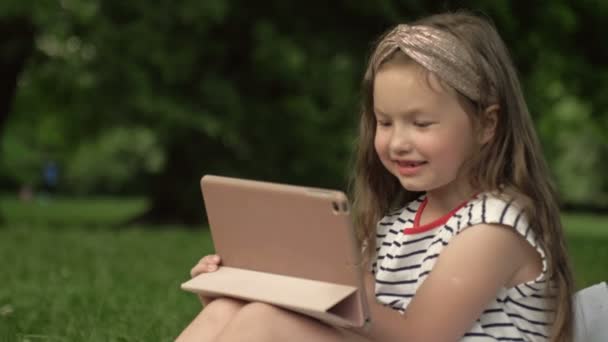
398, 161, 423, 167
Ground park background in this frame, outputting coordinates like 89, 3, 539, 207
1, 1, 607, 341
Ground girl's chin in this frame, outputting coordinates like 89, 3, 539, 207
395, 178, 428, 192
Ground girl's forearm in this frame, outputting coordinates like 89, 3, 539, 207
362, 273, 413, 341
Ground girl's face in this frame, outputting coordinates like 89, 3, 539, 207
373, 61, 478, 196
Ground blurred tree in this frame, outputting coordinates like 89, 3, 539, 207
64, 126, 165, 194
1, 0, 607, 224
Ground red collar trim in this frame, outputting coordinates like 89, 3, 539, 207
403, 196, 473, 235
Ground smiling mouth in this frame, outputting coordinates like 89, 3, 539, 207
395, 160, 427, 167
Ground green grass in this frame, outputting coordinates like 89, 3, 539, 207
0, 195, 148, 228
562, 213, 608, 288
0, 196, 606, 341
0, 196, 212, 342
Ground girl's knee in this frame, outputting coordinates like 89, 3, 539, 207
239, 302, 284, 317
200, 297, 247, 325
229, 302, 285, 328
216, 302, 287, 340
176, 298, 248, 342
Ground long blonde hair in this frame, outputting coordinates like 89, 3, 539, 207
350, 11, 574, 341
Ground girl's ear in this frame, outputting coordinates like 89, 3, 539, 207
479, 104, 499, 144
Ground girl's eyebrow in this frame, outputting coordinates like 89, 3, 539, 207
373, 107, 425, 117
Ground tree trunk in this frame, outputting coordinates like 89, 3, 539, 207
0, 16, 35, 224
129, 129, 234, 227
0, 16, 35, 136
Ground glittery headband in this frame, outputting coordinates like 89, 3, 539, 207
373, 24, 487, 102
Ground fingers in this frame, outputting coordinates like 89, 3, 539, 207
203, 254, 221, 264
190, 254, 221, 278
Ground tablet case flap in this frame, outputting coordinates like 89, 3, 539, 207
181, 266, 362, 327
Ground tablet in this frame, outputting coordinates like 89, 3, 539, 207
181, 175, 370, 328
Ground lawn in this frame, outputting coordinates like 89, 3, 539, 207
0, 196, 210, 341
0, 195, 606, 341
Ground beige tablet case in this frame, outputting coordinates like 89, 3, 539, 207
180, 175, 370, 328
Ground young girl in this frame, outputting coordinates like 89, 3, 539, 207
177, 11, 574, 342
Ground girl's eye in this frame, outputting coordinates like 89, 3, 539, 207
377, 120, 392, 127
414, 121, 433, 128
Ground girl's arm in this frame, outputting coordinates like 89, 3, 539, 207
362, 223, 540, 342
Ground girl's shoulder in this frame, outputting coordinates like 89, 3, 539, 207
459, 191, 530, 230
457, 191, 548, 283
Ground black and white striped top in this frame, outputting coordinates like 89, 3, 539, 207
372, 193, 552, 341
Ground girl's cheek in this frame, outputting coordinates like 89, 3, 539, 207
374, 132, 387, 154
416, 134, 439, 152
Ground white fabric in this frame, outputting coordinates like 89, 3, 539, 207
574, 282, 608, 342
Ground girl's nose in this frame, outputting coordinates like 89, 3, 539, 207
389, 127, 412, 154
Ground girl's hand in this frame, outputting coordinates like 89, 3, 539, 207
190, 254, 221, 277
190, 254, 221, 306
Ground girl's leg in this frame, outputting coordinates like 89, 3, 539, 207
175, 297, 247, 342
215, 302, 372, 342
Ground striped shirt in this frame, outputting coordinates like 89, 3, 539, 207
372, 193, 552, 341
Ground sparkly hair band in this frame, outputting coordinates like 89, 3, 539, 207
373, 24, 487, 102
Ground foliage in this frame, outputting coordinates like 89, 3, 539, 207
65, 126, 165, 194
0, 124, 164, 195
0, 132, 45, 187
1, 0, 607, 221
